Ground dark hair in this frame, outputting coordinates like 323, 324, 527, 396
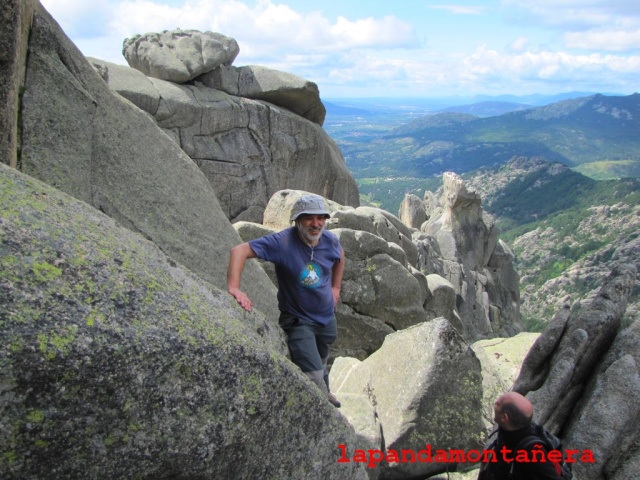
502, 402, 532, 429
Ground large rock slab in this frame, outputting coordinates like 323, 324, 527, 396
329, 206, 419, 268
566, 354, 640, 480
199, 64, 326, 125
333, 228, 427, 331
18, 3, 279, 320
333, 223, 456, 360
331, 319, 485, 479
398, 193, 428, 229
515, 264, 637, 431
330, 357, 382, 477
424, 273, 461, 329
88, 57, 161, 115
602, 341, 640, 480
90, 60, 359, 223
0, 164, 367, 480
122, 29, 239, 83
565, 314, 640, 480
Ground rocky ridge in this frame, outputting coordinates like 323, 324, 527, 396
90, 28, 354, 223
16, 2, 281, 319
514, 264, 639, 480
397, 173, 522, 339
462, 157, 640, 327
236, 186, 523, 361
88, 56, 354, 223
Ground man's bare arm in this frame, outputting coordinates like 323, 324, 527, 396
331, 247, 345, 306
227, 242, 257, 312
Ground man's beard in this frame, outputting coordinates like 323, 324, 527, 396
297, 222, 325, 245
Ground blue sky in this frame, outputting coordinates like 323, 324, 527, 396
41, 0, 640, 98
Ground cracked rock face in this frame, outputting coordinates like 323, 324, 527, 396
122, 29, 239, 83
88, 58, 357, 223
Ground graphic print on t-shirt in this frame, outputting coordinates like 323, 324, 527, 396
299, 262, 322, 288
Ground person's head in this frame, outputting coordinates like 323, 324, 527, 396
290, 194, 330, 245
493, 392, 533, 431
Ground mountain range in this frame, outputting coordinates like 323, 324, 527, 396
342, 93, 640, 181
435, 101, 533, 117
325, 93, 640, 212
325, 93, 640, 329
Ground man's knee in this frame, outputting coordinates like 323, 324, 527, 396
287, 326, 323, 372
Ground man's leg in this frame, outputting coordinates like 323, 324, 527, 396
316, 315, 337, 391
316, 315, 340, 407
286, 321, 327, 393
286, 317, 340, 407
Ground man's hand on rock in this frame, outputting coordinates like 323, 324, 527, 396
229, 287, 253, 312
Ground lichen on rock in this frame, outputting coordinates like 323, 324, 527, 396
0, 164, 366, 480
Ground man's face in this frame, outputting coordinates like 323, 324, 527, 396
296, 214, 326, 244
493, 398, 508, 428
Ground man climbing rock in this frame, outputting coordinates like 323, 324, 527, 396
227, 194, 345, 408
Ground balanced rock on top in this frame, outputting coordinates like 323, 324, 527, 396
122, 29, 239, 83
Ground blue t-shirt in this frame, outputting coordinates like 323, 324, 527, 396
249, 227, 342, 326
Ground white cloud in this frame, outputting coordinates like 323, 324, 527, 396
564, 29, 640, 51
39, 0, 640, 97
509, 37, 529, 52
500, 0, 640, 57
109, 0, 255, 38
41, 0, 418, 70
502, 0, 640, 29
460, 45, 640, 90
107, 0, 417, 59
330, 15, 418, 51
430, 5, 485, 16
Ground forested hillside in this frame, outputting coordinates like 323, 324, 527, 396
461, 157, 640, 329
